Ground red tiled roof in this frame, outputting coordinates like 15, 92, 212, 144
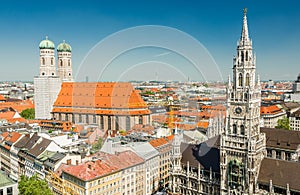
0, 100, 34, 113
0, 95, 5, 101
149, 137, 168, 148
197, 121, 209, 129
63, 160, 119, 181
260, 105, 283, 115
53, 82, 148, 110
1, 132, 22, 150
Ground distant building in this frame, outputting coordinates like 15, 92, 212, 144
290, 108, 300, 131
293, 73, 300, 93
260, 104, 286, 128
290, 73, 300, 101
0, 172, 18, 195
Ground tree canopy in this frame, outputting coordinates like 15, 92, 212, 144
18, 175, 53, 195
275, 117, 290, 130
20, 108, 35, 120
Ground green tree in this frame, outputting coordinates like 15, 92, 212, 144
92, 137, 103, 151
275, 117, 290, 130
18, 175, 53, 195
20, 108, 35, 120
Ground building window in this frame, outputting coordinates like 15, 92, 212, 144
126, 116, 130, 130
139, 116, 143, 124
79, 114, 82, 123
240, 125, 245, 135
233, 124, 237, 134
86, 115, 89, 124
60, 59, 63, 67
51, 58, 54, 65
241, 51, 244, 62
238, 73, 243, 87
244, 93, 248, 100
267, 149, 272, 158
0, 189, 3, 195
286, 152, 291, 161
68, 60, 71, 66
7, 187, 12, 195
42, 57, 45, 65
246, 73, 250, 86
246, 51, 248, 61
108, 116, 111, 130
93, 115, 96, 124
100, 116, 104, 129
276, 150, 281, 159
115, 116, 119, 130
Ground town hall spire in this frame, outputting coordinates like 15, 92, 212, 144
240, 8, 251, 46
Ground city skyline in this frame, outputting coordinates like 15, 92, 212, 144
0, 0, 299, 81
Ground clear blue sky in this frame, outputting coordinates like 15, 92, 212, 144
0, 0, 299, 81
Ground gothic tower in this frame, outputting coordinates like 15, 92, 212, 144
57, 41, 73, 82
34, 36, 62, 119
220, 8, 266, 194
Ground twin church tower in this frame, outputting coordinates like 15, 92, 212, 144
34, 37, 74, 119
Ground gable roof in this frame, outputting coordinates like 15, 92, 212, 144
181, 135, 220, 173
258, 158, 300, 192
63, 160, 119, 181
53, 82, 148, 110
261, 128, 300, 150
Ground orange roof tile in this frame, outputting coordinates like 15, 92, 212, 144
0, 100, 34, 113
149, 137, 168, 148
63, 160, 119, 181
260, 105, 283, 115
0, 95, 5, 101
197, 121, 209, 129
53, 82, 148, 109
0, 111, 16, 120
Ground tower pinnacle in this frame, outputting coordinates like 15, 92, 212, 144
240, 7, 250, 46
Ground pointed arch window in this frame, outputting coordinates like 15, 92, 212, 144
42, 58, 45, 65
51, 58, 54, 65
246, 73, 250, 86
246, 51, 248, 61
68, 60, 71, 66
240, 125, 245, 135
238, 73, 243, 87
60, 59, 63, 67
241, 51, 244, 62
233, 124, 237, 134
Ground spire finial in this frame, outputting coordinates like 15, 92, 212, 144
46, 35, 48, 40
63, 40, 66, 43
243, 7, 247, 16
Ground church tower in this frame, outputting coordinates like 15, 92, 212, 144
57, 41, 73, 82
220, 9, 266, 194
34, 36, 62, 119
39, 36, 56, 77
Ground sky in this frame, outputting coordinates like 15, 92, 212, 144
0, 0, 299, 82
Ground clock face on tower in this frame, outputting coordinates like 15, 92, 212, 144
235, 107, 242, 114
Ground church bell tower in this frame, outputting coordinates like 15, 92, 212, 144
220, 8, 266, 194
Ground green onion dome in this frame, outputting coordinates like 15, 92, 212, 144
39, 36, 55, 49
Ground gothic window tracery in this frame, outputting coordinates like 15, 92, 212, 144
233, 124, 237, 134
238, 73, 243, 87
240, 125, 245, 135
246, 73, 250, 86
